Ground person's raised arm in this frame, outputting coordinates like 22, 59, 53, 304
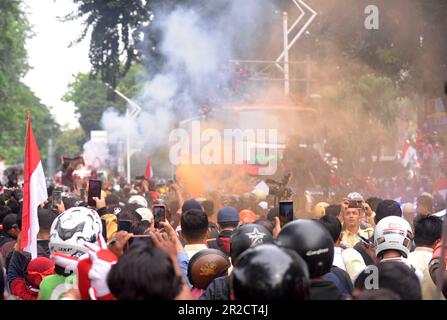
150, 224, 192, 299
171, 183, 184, 215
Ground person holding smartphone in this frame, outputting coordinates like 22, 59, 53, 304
340, 193, 374, 249
86, 179, 118, 241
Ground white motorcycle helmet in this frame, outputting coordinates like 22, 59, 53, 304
374, 216, 413, 258
49, 207, 103, 258
128, 195, 148, 208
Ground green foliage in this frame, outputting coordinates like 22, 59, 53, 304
410, 0, 447, 96
0, 0, 29, 102
0, 83, 58, 164
54, 127, 86, 160
350, 74, 400, 128
63, 63, 145, 134
0, 0, 58, 165
322, 73, 405, 173
65, 0, 151, 89
63, 73, 112, 133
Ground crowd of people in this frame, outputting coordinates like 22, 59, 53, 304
1, 156, 447, 301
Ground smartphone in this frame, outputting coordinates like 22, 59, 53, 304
279, 200, 294, 227
118, 219, 132, 232
348, 200, 363, 209
152, 204, 167, 229
358, 234, 371, 245
52, 191, 62, 208
88, 179, 102, 207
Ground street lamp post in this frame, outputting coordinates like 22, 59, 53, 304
105, 84, 141, 184
283, 12, 290, 96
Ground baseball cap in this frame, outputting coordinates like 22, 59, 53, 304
217, 207, 239, 223
128, 195, 148, 208
347, 192, 364, 202
182, 199, 203, 214
135, 207, 153, 224
2, 214, 18, 231
258, 201, 268, 210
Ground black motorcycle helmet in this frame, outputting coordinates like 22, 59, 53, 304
230, 224, 274, 265
277, 219, 334, 278
231, 244, 310, 300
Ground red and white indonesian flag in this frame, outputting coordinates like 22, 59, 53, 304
21, 114, 48, 259
145, 159, 154, 180
401, 140, 417, 167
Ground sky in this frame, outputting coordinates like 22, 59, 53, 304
22, 0, 91, 129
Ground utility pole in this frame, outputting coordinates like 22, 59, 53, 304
105, 84, 142, 184
283, 12, 290, 96
47, 138, 55, 178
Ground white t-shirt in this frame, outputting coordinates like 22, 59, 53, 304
380, 257, 424, 284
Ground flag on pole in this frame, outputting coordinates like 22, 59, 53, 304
145, 159, 153, 180
401, 140, 418, 168
21, 113, 48, 259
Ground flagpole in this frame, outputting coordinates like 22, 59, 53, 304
22, 113, 48, 259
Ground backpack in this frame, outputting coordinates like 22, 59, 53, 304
206, 231, 231, 257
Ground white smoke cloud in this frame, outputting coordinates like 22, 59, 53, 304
95, 0, 281, 176
161, 8, 223, 82
82, 139, 110, 169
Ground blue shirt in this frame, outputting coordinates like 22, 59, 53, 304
177, 251, 192, 288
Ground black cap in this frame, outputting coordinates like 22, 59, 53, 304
231, 244, 310, 300
230, 224, 274, 264
217, 207, 239, 223
0, 205, 12, 224
277, 219, 334, 278
182, 199, 203, 214
2, 213, 18, 231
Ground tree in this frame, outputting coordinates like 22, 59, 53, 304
0, 82, 58, 164
322, 73, 405, 174
65, 0, 151, 89
54, 127, 86, 162
409, 0, 447, 96
65, 0, 220, 90
306, 0, 447, 97
0, 0, 29, 102
0, 0, 58, 164
63, 63, 144, 134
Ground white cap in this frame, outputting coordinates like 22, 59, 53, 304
128, 195, 148, 208
258, 201, 268, 210
347, 192, 364, 202
135, 207, 153, 224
